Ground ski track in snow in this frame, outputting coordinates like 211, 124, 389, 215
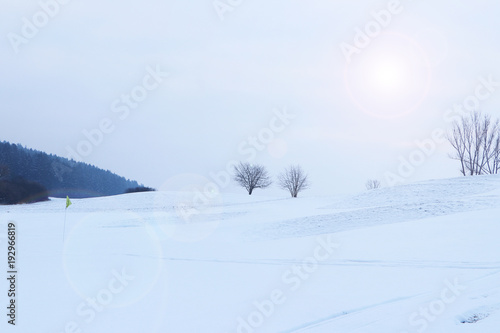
281, 270, 500, 332
279, 294, 423, 333
99, 254, 500, 270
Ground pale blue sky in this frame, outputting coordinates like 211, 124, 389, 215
1, 0, 499, 195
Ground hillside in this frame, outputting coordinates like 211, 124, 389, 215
0, 141, 140, 198
1, 175, 499, 332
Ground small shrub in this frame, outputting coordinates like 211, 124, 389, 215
365, 179, 382, 190
124, 186, 156, 194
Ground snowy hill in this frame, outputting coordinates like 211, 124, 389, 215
1, 175, 500, 332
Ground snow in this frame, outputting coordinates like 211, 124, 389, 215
1, 175, 500, 332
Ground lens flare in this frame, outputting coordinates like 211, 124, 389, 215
344, 32, 432, 119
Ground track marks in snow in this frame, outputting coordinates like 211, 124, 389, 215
279, 294, 423, 332
282, 270, 500, 333
111, 253, 500, 270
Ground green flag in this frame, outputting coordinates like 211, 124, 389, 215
66, 196, 72, 209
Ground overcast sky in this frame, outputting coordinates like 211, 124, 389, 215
1, 0, 500, 195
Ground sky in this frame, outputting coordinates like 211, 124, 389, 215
1, 0, 500, 196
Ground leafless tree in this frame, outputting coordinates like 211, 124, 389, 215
448, 111, 500, 175
278, 165, 310, 198
233, 162, 272, 195
365, 179, 381, 190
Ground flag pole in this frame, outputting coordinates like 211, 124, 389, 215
63, 196, 72, 244
63, 208, 67, 243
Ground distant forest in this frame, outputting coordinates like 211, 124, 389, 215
0, 141, 141, 198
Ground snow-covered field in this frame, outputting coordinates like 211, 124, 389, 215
1, 175, 500, 332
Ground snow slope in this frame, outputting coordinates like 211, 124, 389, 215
1, 175, 500, 332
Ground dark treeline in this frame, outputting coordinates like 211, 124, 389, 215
0, 179, 49, 204
125, 186, 156, 193
0, 141, 140, 199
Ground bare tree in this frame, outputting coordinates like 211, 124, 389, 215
448, 116, 469, 175
490, 132, 500, 174
365, 179, 381, 190
482, 116, 500, 174
233, 162, 272, 195
278, 165, 310, 198
448, 111, 500, 175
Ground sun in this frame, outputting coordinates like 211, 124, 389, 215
367, 59, 408, 93
344, 33, 431, 119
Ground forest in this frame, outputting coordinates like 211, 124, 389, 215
0, 141, 140, 202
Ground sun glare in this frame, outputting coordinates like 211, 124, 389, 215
344, 33, 431, 119
368, 60, 407, 92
